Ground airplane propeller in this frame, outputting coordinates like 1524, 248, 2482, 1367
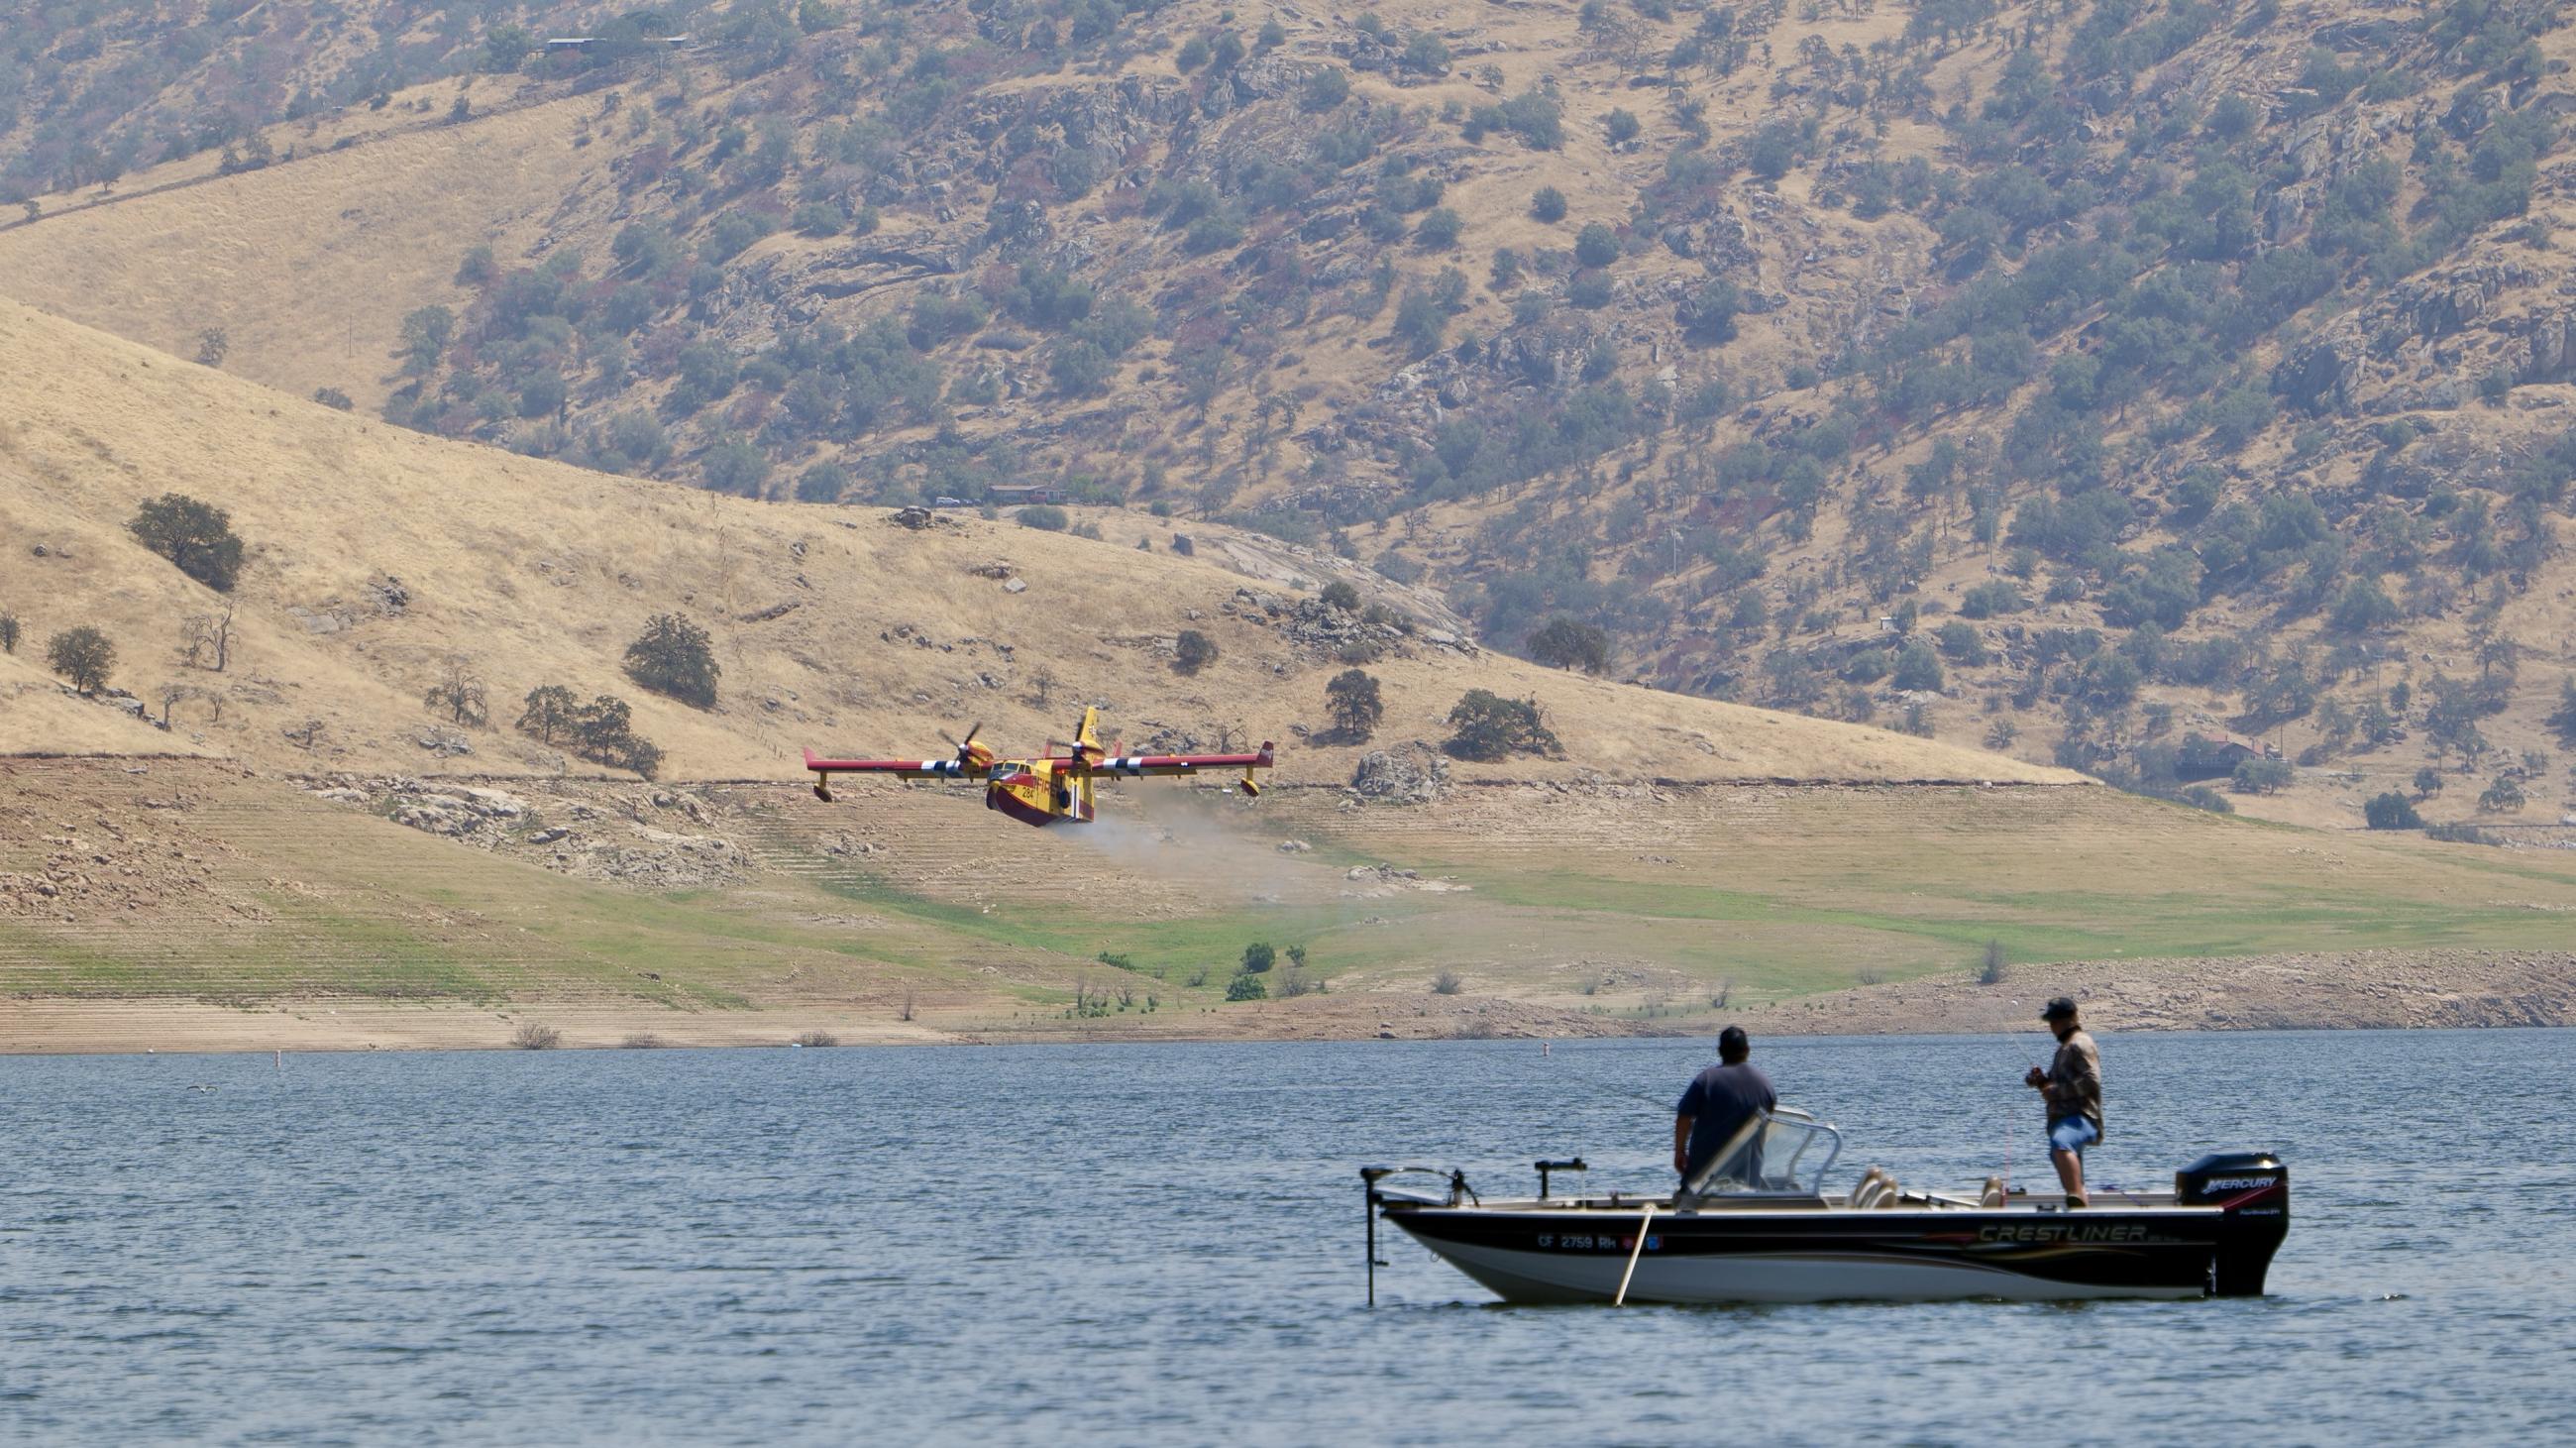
939, 721, 985, 768
1046, 736, 1108, 766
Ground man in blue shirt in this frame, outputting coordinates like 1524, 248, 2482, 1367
1672, 1026, 1777, 1188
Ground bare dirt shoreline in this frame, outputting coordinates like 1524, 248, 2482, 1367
3, 949, 2569, 1055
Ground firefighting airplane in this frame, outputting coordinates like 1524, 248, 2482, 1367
803, 707, 1274, 828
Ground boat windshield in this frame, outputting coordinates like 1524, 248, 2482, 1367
1682, 1107, 1842, 1199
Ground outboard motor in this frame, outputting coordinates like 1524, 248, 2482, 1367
2177, 1152, 2290, 1296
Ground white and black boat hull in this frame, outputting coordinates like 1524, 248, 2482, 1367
1388, 1205, 2234, 1304
1377, 1154, 2290, 1306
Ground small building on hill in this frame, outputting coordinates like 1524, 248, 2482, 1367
2176, 731, 2279, 781
543, 34, 691, 54
986, 485, 1070, 506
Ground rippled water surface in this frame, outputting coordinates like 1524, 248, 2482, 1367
5, 1029, 2570, 1443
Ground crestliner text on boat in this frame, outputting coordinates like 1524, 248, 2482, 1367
1362, 1109, 2288, 1305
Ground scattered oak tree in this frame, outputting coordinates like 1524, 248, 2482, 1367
623, 613, 719, 708
2363, 792, 2423, 830
518, 685, 661, 776
1324, 668, 1384, 740
129, 494, 246, 591
1527, 615, 1611, 673
2230, 756, 2294, 795
571, 694, 663, 778
516, 684, 581, 742
1240, 943, 1275, 973
2478, 775, 2527, 814
2548, 677, 2576, 750
1444, 689, 1559, 760
1891, 639, 1945, 692
177, 602, 235, 671
1174, 628, 1218, 675
399, 305, 454, 375
1302, 65, 1350, 111
0, 612, 19, 654
424, 655, 490, 726
47, 626, 115, 693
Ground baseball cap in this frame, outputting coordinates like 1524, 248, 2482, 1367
2040, 996, 2078, 1021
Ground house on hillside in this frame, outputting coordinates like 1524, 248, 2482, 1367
986, 485, 1071, 506
2176, 731, 2280, 781
543, 34, 691, 54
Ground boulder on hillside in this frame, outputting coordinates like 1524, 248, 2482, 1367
1349, 744, 1449, 805
2273, 338, 2356, 414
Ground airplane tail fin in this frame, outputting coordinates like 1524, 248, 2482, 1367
1072, 709, 1102, 820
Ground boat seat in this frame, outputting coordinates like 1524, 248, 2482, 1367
1850, 1167, 1899, 1209
1981, 1176, 2006, 1207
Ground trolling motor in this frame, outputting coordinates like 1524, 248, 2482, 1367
1359, 1167, 1398, 1307
1360, 1166, 1475, 1306
1535, 1158, 1587, 1200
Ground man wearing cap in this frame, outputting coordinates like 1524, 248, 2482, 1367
2024, 997, 2102, 1207
1673, 1026, 1776, 1190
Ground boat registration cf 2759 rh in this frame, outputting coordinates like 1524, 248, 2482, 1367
1362, 1109, 2289, 1305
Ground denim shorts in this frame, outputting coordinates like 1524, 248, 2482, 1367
2048, 1115, 2100, 1155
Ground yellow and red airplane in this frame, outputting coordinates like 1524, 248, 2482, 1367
804, 707, 1274, 828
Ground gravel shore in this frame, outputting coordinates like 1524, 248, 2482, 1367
1723, 948, 2576, 1036
970, 948, 2576, 1043
5, 949, 2567, 1054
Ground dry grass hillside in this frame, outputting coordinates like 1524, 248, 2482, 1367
10, 744, 2576, 1051
13, 0, 2576, 840
11, 4, 2576, 1046
9, 293, 2573, 1049
0, 75, 615, 411
0, 295, 2064, 786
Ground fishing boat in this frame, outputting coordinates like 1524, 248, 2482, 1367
1363, 1109, 2288, 1305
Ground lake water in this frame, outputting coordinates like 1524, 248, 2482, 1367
4, 1029, 2570, 1444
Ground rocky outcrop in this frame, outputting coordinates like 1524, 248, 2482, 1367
2273, 335, 2357, 413
1223, 589, 1421, 661
2391, 260, 2530, 340
298, 776, 750, 888
383, 784, 527, 837
2516, 308, 2576, 383
1348, 744, 1450, 804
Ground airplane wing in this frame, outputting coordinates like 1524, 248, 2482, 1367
804, 748, 983, 781
1081, 744, 1275, 778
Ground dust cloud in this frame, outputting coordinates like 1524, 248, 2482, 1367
1067, 786, 1310, 904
